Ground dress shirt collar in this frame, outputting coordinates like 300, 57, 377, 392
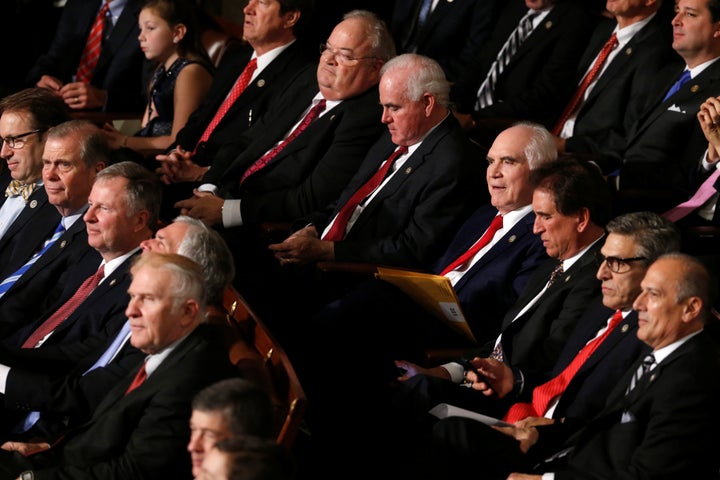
615, 13, 654, 45
99, 246, 140, 284
688, 56, 720, 79
559, 234, 604, 273
252, 40, 295, 79
142, 332, 189, 378
651, 328, 703, 367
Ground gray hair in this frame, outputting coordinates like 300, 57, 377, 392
95, 161, 162, 231
606, 212, 680, 266
46, 119, 110, 169
342, 9, 396, 61
512, 121, 557, 170
380, 53, 450, 106
173, 215, 235, 306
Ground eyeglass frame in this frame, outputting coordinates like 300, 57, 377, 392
599, 254, 647, 274
319, 43, 379, 66
0, 129, 45, 149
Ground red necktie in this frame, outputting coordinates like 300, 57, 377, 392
125, 362, 148, 395
551, 33, 619, 136
194, 58, 258, 154
439, 215, 503, 276
503, 309, 624, 423
22, 265, 105, 348
239, 99, 327, 185
76, 0, 112, 84
322, 145, 409, 241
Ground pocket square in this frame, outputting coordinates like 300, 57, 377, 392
621, 410, 637, 424
667, 104, 686, 114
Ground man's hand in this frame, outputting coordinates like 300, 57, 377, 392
2, 440, 51, 456
506, 474, 542, 480
156, 147, 207, 184
394, 359, 451, 381
268, 226, 334, 266
59, 82, 107, 110
515, 416, 555, 429
465, 356, 515, 398
101, 122, 125, 149
174, 189, 223, 226
698, 96, 720, 163
493, 424, 540, 453
36, 75, 63, 92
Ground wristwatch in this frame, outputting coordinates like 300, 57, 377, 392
20, 471, 35, 480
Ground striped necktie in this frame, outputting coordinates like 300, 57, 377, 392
0, 220, 66, 298
476, 11, 538, 109
625, 353, 656, 395
76, 0, 112, 83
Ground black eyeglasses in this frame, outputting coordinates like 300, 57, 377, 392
1, 129, 45, 149
319, 43, 378, 66
599, 254, 647, 274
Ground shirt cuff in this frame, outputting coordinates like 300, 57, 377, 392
542, 473, 555, 480
197, 183, 218, 195
222, 199, 243, 227
0, 364, 11, 393
443, 362, 466, 384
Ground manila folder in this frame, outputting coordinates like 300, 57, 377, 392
375, 267, 476, 343
428, 403, 513, 428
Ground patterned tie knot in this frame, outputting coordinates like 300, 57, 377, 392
5, 180, 37, 202
548, 261, 564, 286
626, 353, 656, 395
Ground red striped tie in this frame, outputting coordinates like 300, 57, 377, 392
76, 0, 112, 84
439, 215, 503, 276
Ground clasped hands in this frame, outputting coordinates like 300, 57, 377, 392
174, 189, 223, 226
156, 147, 208, 185
36, 75, 106, 110
268, 225, 334, 266
698, 96, 720, 164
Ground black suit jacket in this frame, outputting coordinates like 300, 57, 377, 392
479, 239, 603, 382
528, 299, 644, 421
2, 251, 136, 348
613, 58, 720, 206
207, 70, 384, 226
452, 0, 595, 127
175, 42, 315, 166
301, 115, 483, 268
0, 325, 237, 480
25, 0, 146, 112
391, 0, 500, 82
0, 217, 101, 336
565, 14, 674, 159
545, 331, 720, 479
0, 174, 61, 276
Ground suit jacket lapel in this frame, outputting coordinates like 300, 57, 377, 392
96, 0, 141, 74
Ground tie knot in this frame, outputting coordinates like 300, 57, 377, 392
607, 32, 619, 49
609, 309, 624, 329
548, 261, 564, 286
5, 180, 37, 201
642, 353, 656, 370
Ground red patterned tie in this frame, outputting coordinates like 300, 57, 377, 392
194, 58, 258, 154
21, 265, 105, 348
439, 215, 503, 276
75, 0, 112, 84
125, 362, 148, 395
239, 99, 327, 185
552, 33, 618, 136
503, 309, 624, 423
322, 145, 409, 241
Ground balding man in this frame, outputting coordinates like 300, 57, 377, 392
0, 253, 237, 479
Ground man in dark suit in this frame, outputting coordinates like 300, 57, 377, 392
503, 254, 720, 479
268, 53, 483, 270
390, 0, 501, 82
0, 252, 237, 479
25, 0, 146, 113
554, 0, 674, 160
418, 212, 681, 478
0, 88, 70, 253
0, 216, 235, 446
173, 10, 394, 231
451, 0, 595, 143
1, 161, 159, 348
156, 0, 315, 189
0, 120, 108, 331
605, 0, 720, 212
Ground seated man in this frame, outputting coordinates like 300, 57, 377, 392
0, 253, 238, 479
174, 10, 394, 233
467, 254, 720, 480
0, 216, 235, 443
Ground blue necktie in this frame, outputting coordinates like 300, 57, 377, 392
663, 70, 691, 102
83, 320, 132, 375
0, 220, 66, 298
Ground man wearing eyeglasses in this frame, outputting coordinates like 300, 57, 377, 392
0, 88, 70, 270
416, 211, 681, 478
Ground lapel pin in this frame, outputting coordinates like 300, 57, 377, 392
545, 21, 553, 29
564, 274, 571, 283
256, 79, 265, 88
405, 167, 412, 174
621, 324, 629, 333
109, 279, 117, 286
60, 240, 67, 248
691, 85, 699, 93
625, 47, 632, 56
649, 373, 657, 383
508, 235, 517, 243
29, 200, 37, 209
330, 114, 336, 121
